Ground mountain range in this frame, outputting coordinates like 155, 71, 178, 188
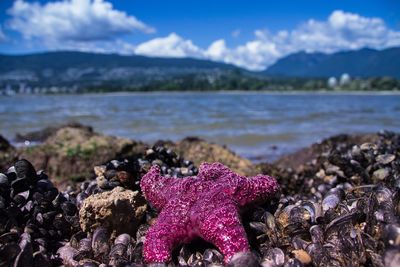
265, 47, 400, 78
0, 51, 238, 88
0, 47, 399, 90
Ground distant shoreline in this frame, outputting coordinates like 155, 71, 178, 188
5, 89, 400, 97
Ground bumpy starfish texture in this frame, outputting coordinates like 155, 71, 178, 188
140, 162, 279, 263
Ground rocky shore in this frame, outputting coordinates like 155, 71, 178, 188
0, 125, 399, 266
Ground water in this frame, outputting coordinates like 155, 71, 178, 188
1, 92, 400, 162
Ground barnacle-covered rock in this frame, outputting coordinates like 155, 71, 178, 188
18, 126, 146, 183
163, 137, 256, 176
79, 187, 147, 235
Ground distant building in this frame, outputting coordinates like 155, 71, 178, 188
340, 73, 351, 86
327, 77, 338, 88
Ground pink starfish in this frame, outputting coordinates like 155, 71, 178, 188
140, 162, 279, 264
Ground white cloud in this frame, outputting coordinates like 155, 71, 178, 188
5, 6, 400, 71
209, 10, 400, 70
133, 10, 400, 70
135, 33, 203, 58
7, 0, 154, 44
287, 10, 400, 53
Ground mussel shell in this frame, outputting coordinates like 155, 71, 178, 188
15, 233, 33, 267
302, 201, 323, 224
262, 248, 285, 267
108, 243, 127, 266
11, 178, 29, 194
0, 242, 21, 264
228, 252, 259, 267
309, 225, 324, 244
14, 159, 37, 183
384, 224, 400, 247
384, 248, 400, 267
57, 245, 79, 266
37, 178, 54, 190
0, 231, 20, 243
75, 237, 93, 260
32, 251, 51, 267
114, 233, 131, 246
203, 248, 223, 264
0, 173, 10, 187
92, 227, 110, 257
61, 202, 78, 216
376, 154, 396, 165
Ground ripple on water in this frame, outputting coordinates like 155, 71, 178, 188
1, 93, 400, 160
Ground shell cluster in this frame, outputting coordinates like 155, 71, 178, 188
253, 130, 400, 267
0, 159, 80, 266
75, 145, 198, 208
1, 132, 400, 266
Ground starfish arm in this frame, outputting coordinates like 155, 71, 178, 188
143, 201, 191, 263
196, 197, 250, 263
140, 165, 189, 210
232, 174, 279, 207
198, 162, 233, 180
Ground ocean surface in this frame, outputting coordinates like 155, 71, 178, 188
1, 92, 400, 162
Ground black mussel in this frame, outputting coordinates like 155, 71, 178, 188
384, 224, 400, 247
57, 245, 79, 267
36, 179, 55, 192
109, 243, 128, 266
250, 221, 267, 235
33, 237, 47, 251
11, 178, 29, 194
186, 251, 203, 266
104, 169, 117, 180
376, 154, 396, 165
76, 237, 93, 260
0, 242, 21, 264
322, 188, 344, 213
76, 192, 89, 207
301, 201, 323, 224
203, 248, 223, 264
32, 251, 51, 267
85, 181, 98, 195
0, 231, 19, 243
114, 233, 132, 246
309, 225, 324, 244
136, 224, 149, 243
14, 159, 37, 184
0, 173, 10, 187
92, 227, 110, 257
13, 189, 30, 206
0, 196, 5, 209
6, 166, 17, 182
53, 213, 69, 230
325, 212, 356, 236
21, 200, 34, 213
36, 170, 49, 180
14, 233, 33, 267
109, 243, 127, 257
61, 202, 78, 216
291, 237, 308, 250
384, 248, 400, 267
261, 248, 285, 267
177, 245, 191, 265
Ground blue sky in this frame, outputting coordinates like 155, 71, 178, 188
0, 0, 399, 70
